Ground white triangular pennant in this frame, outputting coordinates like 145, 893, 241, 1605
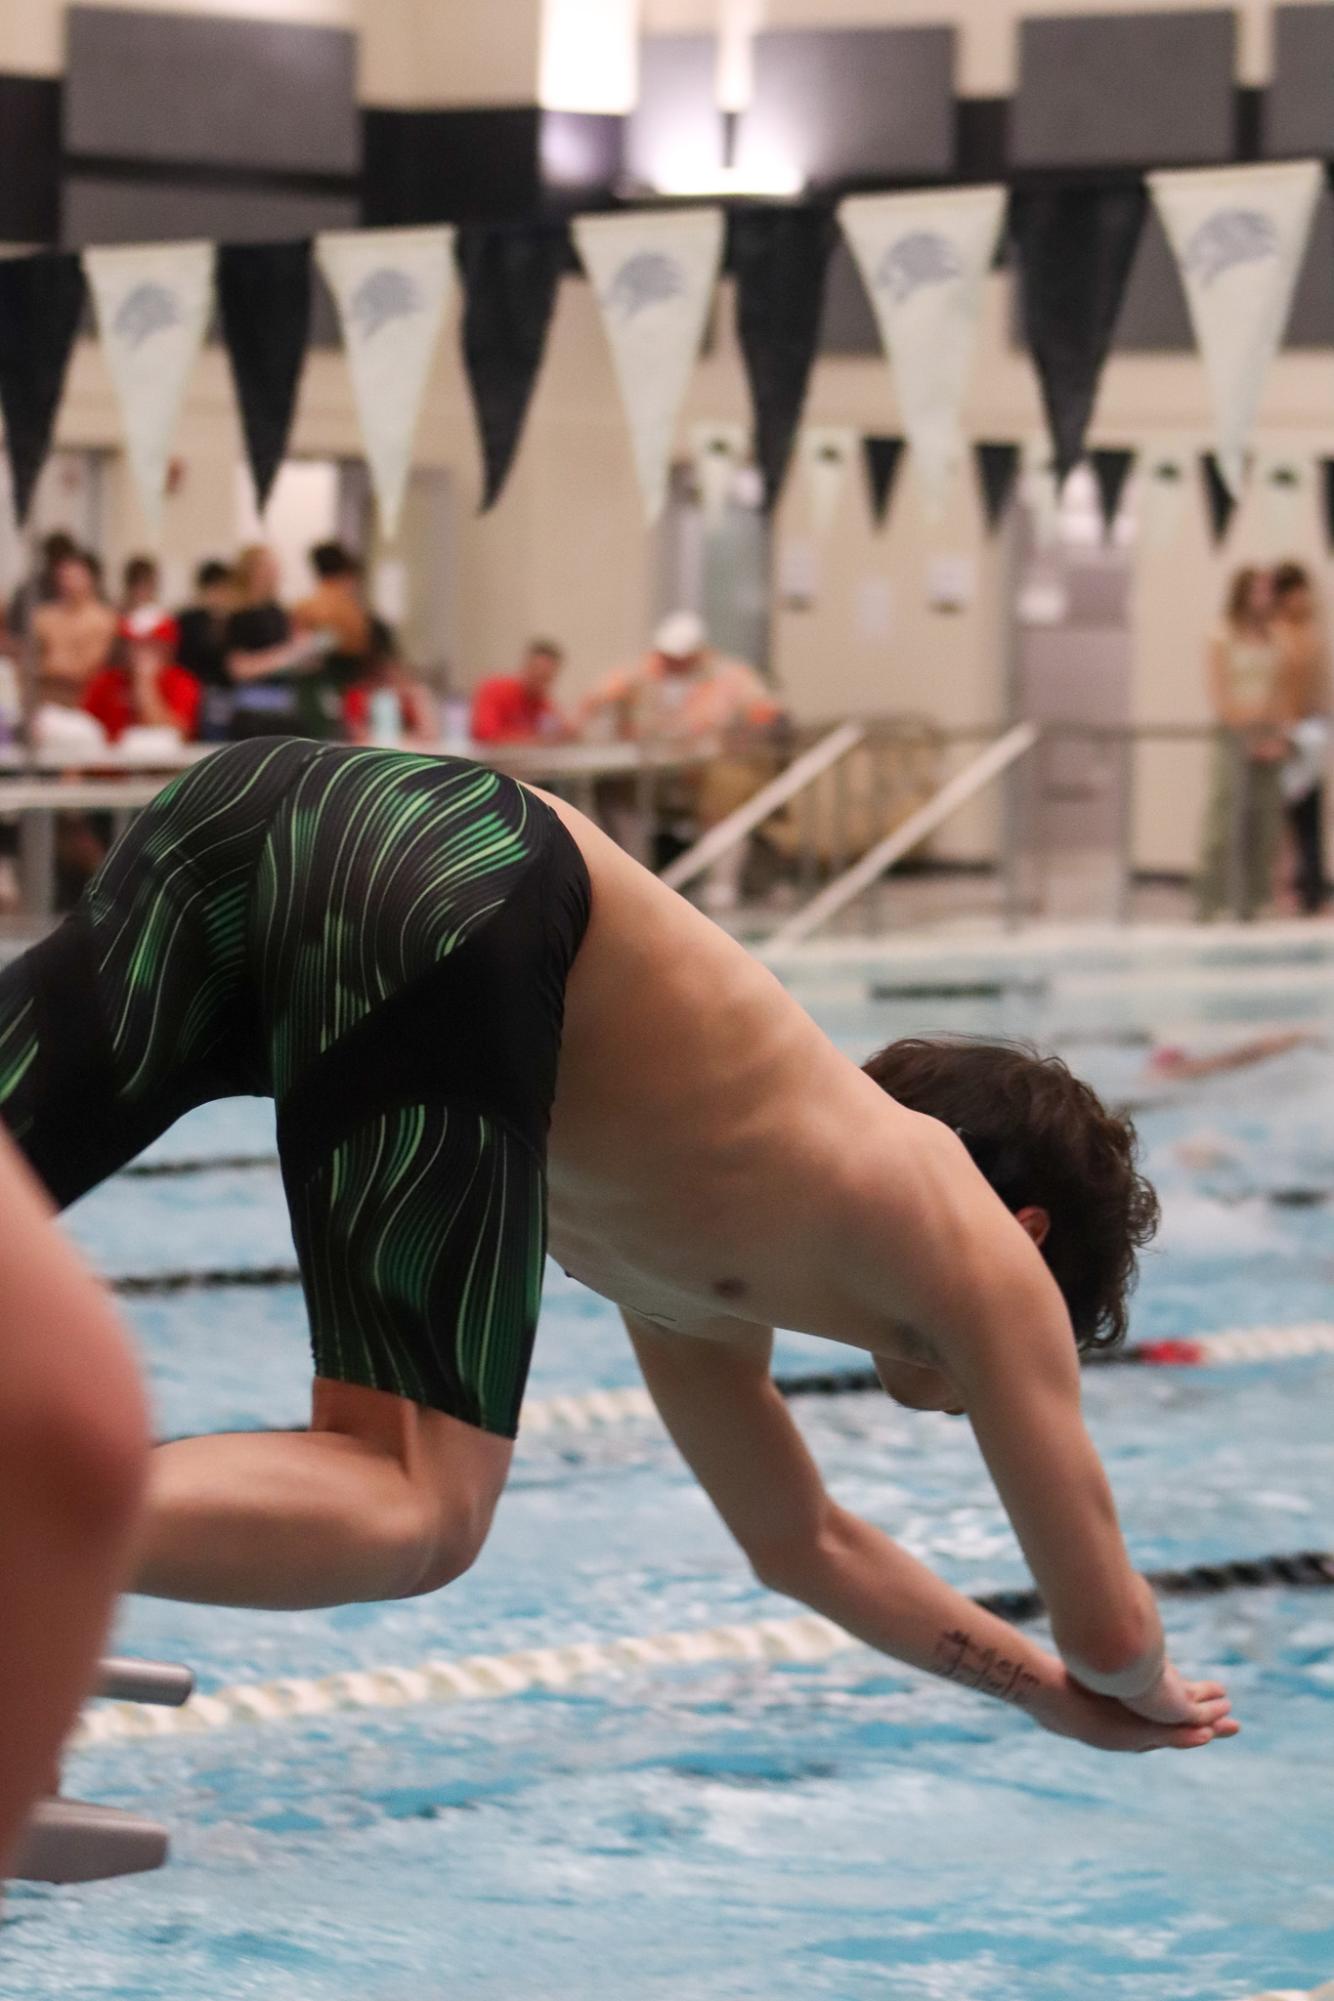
1150, 162, 1321, 498
574, 208, 724, 526
1139, 445, 1193, 553
84, 241, 215, 538
316, 226, 455, 542
839, 186, 1004, 521
690, 420, 747, 528
801, 425, 856, 539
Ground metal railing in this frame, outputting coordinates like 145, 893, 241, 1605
771, 723, 1040, 946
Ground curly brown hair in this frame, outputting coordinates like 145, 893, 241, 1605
861, 1037, 1160, 1353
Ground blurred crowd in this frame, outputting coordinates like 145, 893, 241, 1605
0, 542, 788, 911
1200, 561, 1330, 920
1, 533, 434, 758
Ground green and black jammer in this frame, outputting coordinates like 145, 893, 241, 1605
0, 739, 592, 1437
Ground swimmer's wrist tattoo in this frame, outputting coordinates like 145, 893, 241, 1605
930, 1628, 1041, 1707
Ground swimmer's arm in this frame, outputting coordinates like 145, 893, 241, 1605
856, 1115, 1163, 1685
625, 1312, 1058, 1697
0, 1134, 148, 1864
625, 1313, 1230, 1750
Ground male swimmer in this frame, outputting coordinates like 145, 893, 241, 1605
0, 740, 1236, 1755
0, 1130, 147, 1870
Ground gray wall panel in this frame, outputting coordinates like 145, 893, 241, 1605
1265, 5, 1334, 158
66, 5, 359, 176
1013, 10, 1235, 168
624, 35, 721, 191
63, 178, 359, 248
737, 26, 955, 186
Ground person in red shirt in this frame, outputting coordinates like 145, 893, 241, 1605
470, 640, 572, 746
83, 610, 202, 744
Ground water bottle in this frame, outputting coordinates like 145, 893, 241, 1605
369, 687, 402, 748
443, 696, 471, 754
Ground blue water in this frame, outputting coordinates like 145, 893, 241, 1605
6, 934, 1334, 2001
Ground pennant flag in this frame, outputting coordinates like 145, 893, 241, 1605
1322, 460, 1334, 551
862, 435, 905, 528
1009, 186, 1147, 482
730, 207, 836, 508
840, 186, 1004, 520
0, 253, 86, 525
84, 240, 214, 536
1139, 448, 1191, 552
690, 419, 747, 528
974, 441, 1021, 535
1201, 451, 1241, 546
1089, 447, 1136, 542
459, 223, 567, 514
802, 425, 856, 538
1150, 161, 1321, 497
218, 240, 312, 514
1256, 453, 1309, 560
573, 208, 724, 527
317, 225, 454, 542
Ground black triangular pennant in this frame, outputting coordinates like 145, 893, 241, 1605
974, 441, 1021, 534
459, 223, 567, 513
0, 252, 86, 525
730, 208, 836, 509
1321, 460, 1334, 550
1201, 453, 1239, 546
1009, 186, 1147, 482
862, 435, 904, 528
218, 241, 312, 513
1090, 446, 1136, 541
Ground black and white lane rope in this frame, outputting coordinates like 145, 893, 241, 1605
76, 1548, 1334, 1748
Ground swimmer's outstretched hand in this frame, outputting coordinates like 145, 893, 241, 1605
1032, 1668, 1239, 1753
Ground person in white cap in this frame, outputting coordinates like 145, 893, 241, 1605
583, 612, 784, 904
583, 610, 780, 745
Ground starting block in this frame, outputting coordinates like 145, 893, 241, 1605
10, 1657, 194, 1885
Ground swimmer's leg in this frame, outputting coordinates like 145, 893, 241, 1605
135, 1381, 510, 1609
0, 1133, 148, 1869
135, 1101, 543, 1610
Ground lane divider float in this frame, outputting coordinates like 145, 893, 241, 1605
75, 1550, 1334, 1749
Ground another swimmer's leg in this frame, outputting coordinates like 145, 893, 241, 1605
133, 1380, 511, 1610
0, 1135, 149, 1870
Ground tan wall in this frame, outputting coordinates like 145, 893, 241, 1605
12, 0, 1334, 874
28, 246, 1334, 875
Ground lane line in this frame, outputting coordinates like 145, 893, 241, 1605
76, 1550, 1334, 1749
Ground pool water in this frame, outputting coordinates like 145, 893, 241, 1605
5, 931, 1334, 2001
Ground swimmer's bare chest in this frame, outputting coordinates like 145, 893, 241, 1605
544, 1119, 894, 1351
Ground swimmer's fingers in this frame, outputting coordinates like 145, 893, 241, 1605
1033, 1675, 1238, 1753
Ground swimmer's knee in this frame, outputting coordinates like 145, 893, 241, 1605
399, 1495, 496, 1599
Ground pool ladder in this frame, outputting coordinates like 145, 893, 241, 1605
11, 1658, 193, 1884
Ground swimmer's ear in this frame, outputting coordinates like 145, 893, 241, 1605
1015, 1205, 1051, 1249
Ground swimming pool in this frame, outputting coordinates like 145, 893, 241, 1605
5, 928, 1334, 2001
